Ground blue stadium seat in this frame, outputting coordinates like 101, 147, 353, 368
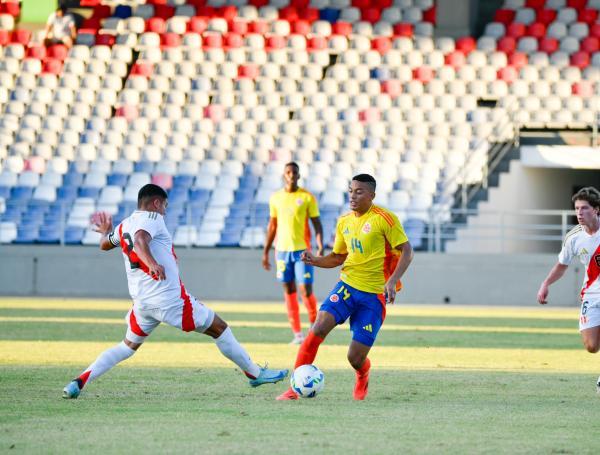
63, 173, 83, 188
10, 186, 34, 201
107, 173, 129, 187
64, 227, 84, 244
173, 175, 195, 189
370, 67, 391, 81
218, 231, 242, 247
404, 219, 426, 250
114, 4, 132, 19
13, 226, 39, 244
57, 186, 78, 202
319, 8, 340, 23
189, 188, 211, 203
134, 161, 154, 173
0, 186, 10, 199
78, 187, 101, 199
38, 225, 61, 244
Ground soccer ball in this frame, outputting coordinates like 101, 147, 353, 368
291, 364, 325, 398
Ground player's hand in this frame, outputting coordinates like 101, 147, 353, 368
90, 211, 113, 235
537, 283, 549, 305
148, 263, 166, 281
384, 280, 397, 305
302, 251, 316, 265
262, 253, 270, 271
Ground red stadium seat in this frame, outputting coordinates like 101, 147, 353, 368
290, 0, 310, 7
161, 33, 181, 48
42, 58, 63, 75
188, 16, 208, 33
47, 44, 68, 60
146, 17, 166, 33
249, 20, 268, 34
572, 81, 593, 97
413, 66, 434, 83
525, 0, 545, 10
359, 108, 381, 123
130, 61, 153, 77
423, 6, 436, 24
381, 79, 402, 97
581, 37, 600, 53
352, 0, 370, 8
567, 0, 587, 9
591, 23, 600, 38
3, 1, 20, 17
82, 17, 101, 30
371, 37, 391, 54
300, 8, 319, 22
507, 22, 526, 39
224, 32, 243, 48
26, 45, 46, 59
203, 33, 223, 48
96, 33, 115, 46
279, 6, 299, 22
362, 8, 381, 24
80, 0, 100, 6
292, 20, 311, 35
497, 66, 518, 83
578, 9, 598, 24
196, 6, 215, 17
11, 29, 31, 45
527, 22, 546, 39
508, 51, 528, 68
393, 23, 413, 37
219, 5, 237, 22
25, 156, 45, 174
0, 30, 10, 46
90, 4, 111, 20
536, 9, 557, 25
238, 64, 259, 79
445, 51, 466, 68
249, 0, 269, 6
229, 19, 248, 35
332, 21, 352, 36
266, 35, 286, 50
494, 9, 516, 25
308, 36, 327, 50
204, 105, 225, 121
116, 105, 139, 121
497, 36, 517, 53
151, 174, 173, 190
538, 37, 558, 53
154, 4, 175, 19
570, 51, 590, 69
374, 0, 392, 7
455, 37, 476, 54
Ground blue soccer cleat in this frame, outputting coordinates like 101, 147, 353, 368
249, 367, 289, 388
62, 380, 81, 399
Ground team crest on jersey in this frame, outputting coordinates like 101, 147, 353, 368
329, 294, 339, 302
296, 198, 304, 206
362, 223, 371, 234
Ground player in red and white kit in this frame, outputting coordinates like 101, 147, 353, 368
537, 186, 600, 392
63, 184, 288, 398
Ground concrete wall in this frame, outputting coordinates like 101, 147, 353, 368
447, 161, 600, 253
0, 245, 582, 307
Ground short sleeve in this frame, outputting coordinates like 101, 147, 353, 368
108, 223, 121, 247
269, 194, 277, 218
134, 214, 164, 239
558, 238, 574, 265
332, 219, 348, 255
308, 193, 320, 218
46, 12, 56, 26
383, 212, 409, 248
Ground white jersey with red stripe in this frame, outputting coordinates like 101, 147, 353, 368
109, 210, 183, 309
558, 223, 600, 300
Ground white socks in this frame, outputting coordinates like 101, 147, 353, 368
215, 327, 260, 379
79, 341, 136, 386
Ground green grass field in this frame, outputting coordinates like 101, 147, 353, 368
1, 298, 599, 454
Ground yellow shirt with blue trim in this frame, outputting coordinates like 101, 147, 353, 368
269, 188, 320, 251
333, 205, 408, 294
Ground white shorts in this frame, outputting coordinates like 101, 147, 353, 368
579, 297, 600, 331
125, 293, 215, 344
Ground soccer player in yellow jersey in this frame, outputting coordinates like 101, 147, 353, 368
277, 174, 414, 400
262, 162, 324, 344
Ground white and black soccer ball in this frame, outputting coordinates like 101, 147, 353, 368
291, 364, 325, 398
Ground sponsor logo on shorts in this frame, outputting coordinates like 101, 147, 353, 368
329, 294, 339, 302
363, 324, 373, 332
362, 223, 371, 234
304, 272, 311, 279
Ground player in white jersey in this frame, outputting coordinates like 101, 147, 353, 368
537, 187, 600, 392
63, 184, 288, 398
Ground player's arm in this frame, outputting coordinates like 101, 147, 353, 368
310, 216, 324, 256
262, 216, 277, 271
537, 262, 568, 305
384, 241, 414, 304
133, 230, 166, 280
301, 250, 347, 268
91, 212, 117, 251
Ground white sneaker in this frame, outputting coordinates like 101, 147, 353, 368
289, 333, 305, 345
596, 375, 600, 394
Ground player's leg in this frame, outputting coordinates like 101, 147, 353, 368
581, 326, 600, 353
63, 307, 159, 399
296, 256, 317, 325
277, 252, 303, 342
347, 292, 386, 400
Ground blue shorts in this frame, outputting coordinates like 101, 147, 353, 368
275, 250, 314, 284
320, 281, 386, 347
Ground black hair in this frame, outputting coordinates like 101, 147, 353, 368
137, 184, 168, 207
284, 161, 299, 171
352, 174, 376, 191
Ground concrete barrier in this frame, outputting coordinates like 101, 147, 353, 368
0, 245, 581, 306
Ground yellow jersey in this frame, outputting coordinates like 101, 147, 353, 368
269, 188, 320, 251
333, 205, 408, 294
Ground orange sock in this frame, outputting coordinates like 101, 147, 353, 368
302, 294, 318, 323
284, 292, 301, 334
356, 357, 371, 377
295, 331, 324, 368
353, 358, 371, 400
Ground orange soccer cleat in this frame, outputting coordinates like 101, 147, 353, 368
353, 370, 369, 400
276, 388, 299, 401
